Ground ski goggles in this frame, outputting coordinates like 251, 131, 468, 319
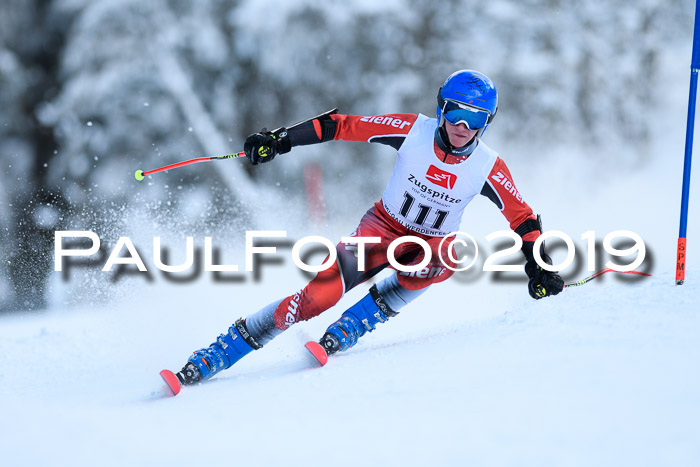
441, 99, 492, 130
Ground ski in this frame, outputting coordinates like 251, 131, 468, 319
160, 369, 182, 396
305, 341, 329, 366
159, 346, 326, 397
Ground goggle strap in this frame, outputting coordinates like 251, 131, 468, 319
486, 106, 497, 124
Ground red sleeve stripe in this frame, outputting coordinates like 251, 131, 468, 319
312, 119, 323, 140
331, 113, 418, 143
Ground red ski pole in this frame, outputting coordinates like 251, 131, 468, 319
564, 268, 651, 288
134, 152, 246, 181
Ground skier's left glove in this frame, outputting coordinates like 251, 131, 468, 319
244, 127, 291, 165
525, 257, 564, 299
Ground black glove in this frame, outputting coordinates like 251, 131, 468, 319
525, 258, 564, 300
243, 127, 291, 165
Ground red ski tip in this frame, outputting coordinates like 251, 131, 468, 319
305, 341, 328, 366
160, 369, 181, 396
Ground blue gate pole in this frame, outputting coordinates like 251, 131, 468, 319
677, 0, 700, 285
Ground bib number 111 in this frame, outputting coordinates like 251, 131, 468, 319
400, 192, 448, 231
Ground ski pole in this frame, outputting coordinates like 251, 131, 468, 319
564, 268, 651, 288
134, 152, 246, 181
676, 0, 700, 285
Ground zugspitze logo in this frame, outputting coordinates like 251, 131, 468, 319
425, 165, 457, 189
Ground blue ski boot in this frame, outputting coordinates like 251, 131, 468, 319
319, 285, 398, 355
176, 319, 262, 385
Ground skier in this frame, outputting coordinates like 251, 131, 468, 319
172, 69, 564, 385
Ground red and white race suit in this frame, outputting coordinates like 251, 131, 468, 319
271, 112, 540, 330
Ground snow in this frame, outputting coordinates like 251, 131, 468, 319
1, 2, 699, 465
1, 140, 699, 465
0, 269, 698, 466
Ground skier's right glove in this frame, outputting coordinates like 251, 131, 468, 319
525, 257, 564, 300
244, 127, 291, 165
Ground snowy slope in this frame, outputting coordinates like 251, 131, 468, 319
2, 114, 700, 466
2, 107, 700, 467
0, 266, 698, 467
2, 34, 700, 467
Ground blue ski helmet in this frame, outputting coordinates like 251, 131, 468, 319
436, 70, 498, 137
